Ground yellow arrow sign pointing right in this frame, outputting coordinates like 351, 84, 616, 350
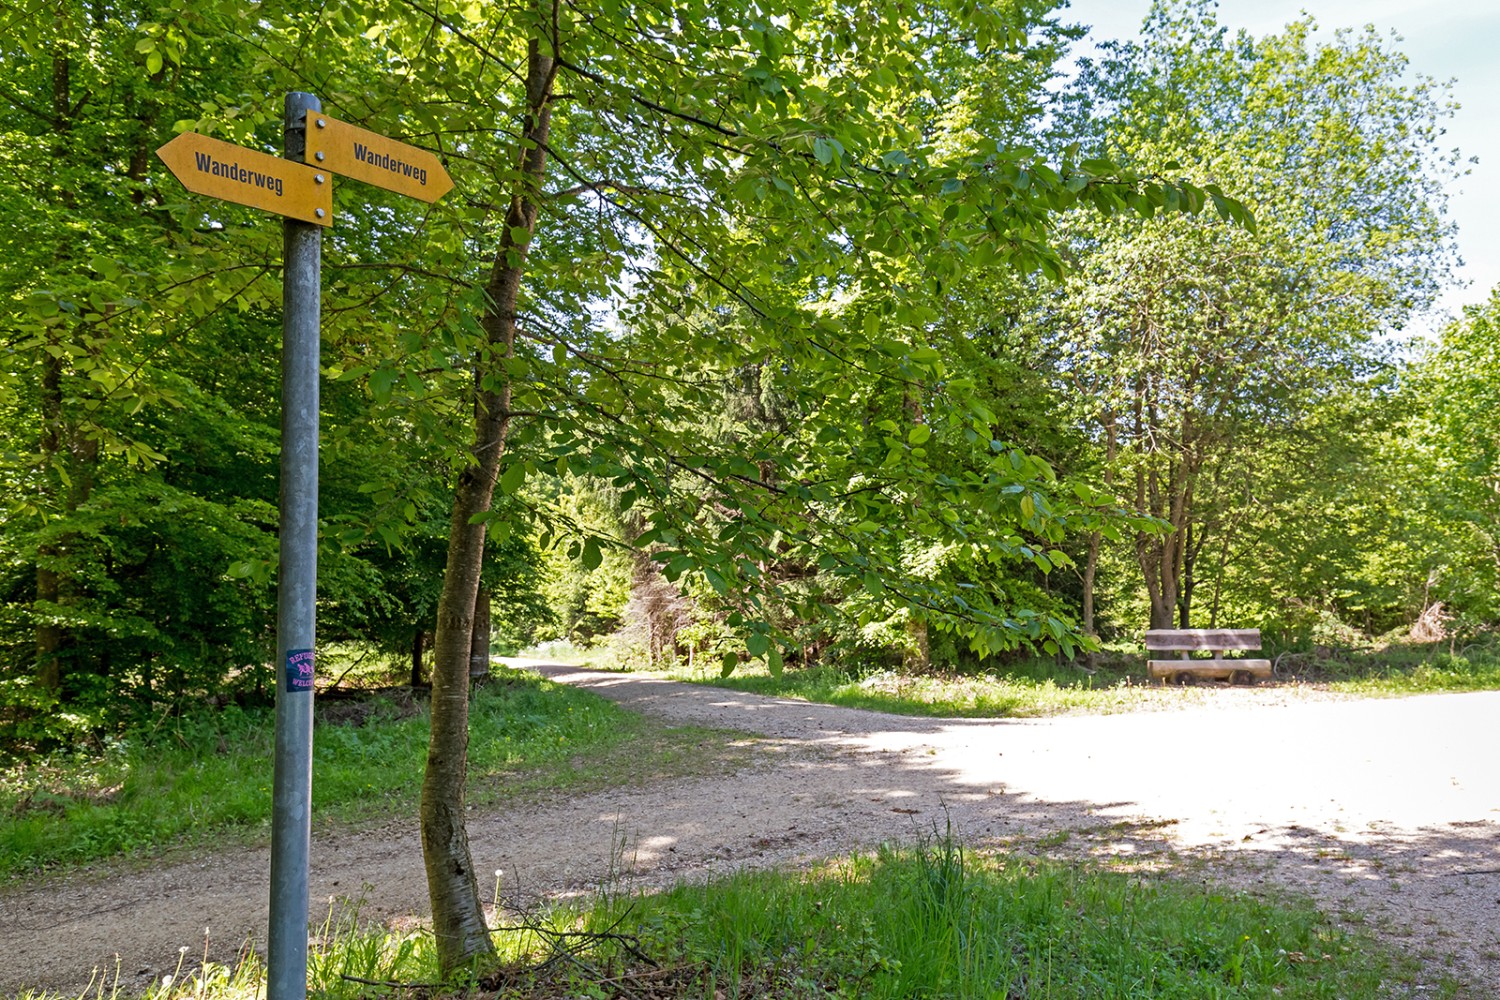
306, 113, 454, 203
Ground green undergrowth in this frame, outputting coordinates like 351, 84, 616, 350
1305, 647, 1500, 696
602, 643, 1500, 719
25, 837, 1446, 999
653, 658, 1179, 718
0, 669, 646, 879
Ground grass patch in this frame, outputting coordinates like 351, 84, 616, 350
1298, 647, 1500, 697
610, 840, 1423, 998
567, 641, 1500, 720
0, 668, 672, 879
29, 837, 1448, 999
650, 658, 1180, 718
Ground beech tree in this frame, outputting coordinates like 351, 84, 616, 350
1040, 0, 1459, 630
321, 0, 1246, 973
5, 0, 1246, 977
1398, 291, 1500, 628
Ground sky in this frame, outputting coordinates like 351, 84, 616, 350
1059, 0, 1500, 332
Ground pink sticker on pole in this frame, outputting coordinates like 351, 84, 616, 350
285, 648, 315, 692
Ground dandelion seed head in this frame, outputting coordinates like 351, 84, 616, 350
178, 946, 189, 954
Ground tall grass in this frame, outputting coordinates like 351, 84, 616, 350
615, 837, 1400, 998
0, 671, 631, 878
30, 835, 1430, 999
24, 837, 1428, 999
1312, 647, 1500, 695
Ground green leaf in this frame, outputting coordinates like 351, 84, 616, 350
369, 368, 396, 404
581, 536, 603, 570
500, 463, 526, 495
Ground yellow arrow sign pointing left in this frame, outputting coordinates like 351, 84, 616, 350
156, 132, 333, 226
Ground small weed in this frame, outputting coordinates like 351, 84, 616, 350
1035, 829, 1072, 849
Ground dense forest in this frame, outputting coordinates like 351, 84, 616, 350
3, 0, 1496, 753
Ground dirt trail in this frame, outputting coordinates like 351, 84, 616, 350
4, 664, 1498, 996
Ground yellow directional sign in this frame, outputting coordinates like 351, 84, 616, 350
305, 113, 453, 203
156, 132, 333, 226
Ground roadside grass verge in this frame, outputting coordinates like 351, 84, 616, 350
1305, 647, 1500, 697
639, 658, 1179, 718
559, 641, 1500, 720
0, 668, 714, 880
28, 837, 1446, 999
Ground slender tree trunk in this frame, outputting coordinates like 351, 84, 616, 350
421, 22, 557, 978
36, 353, 64, 695
1080, 413, 1118, 642
1178, 520, 1194, 628
1080, 543, 1100, 637
469, 586, 491, 681
35, 46, 85, 696
410, 628, 425, 688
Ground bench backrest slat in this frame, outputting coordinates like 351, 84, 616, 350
1144, 628, 1261, 651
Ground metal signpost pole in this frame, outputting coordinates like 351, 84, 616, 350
268, 90, 324, 1000
156, 90, 449, 1000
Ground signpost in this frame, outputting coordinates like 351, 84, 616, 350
156, 97, 451, 1000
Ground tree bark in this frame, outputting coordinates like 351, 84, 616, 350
469, 586, 491, 681
420, 21, 556, 978
1080, 412, 1118, 642
35, 45, 97, 695
410, 628, 425, 688
36, 350, 64, 695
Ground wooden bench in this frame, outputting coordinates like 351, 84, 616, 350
1146, 629, 1272, 684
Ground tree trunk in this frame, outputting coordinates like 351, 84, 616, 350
469, 586, 491, 681
1080, 413, 1118, 644
1080, 540, 1100, 637
34, 44, 100, 696
420, 23, 556, 978
410, 628, 425, 688
1178, 520, 1194, 628
36, 352, 63, 695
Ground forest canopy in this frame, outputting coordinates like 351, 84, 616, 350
0, 0, 1485, 745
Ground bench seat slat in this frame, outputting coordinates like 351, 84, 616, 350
1148, 658, 1271, 680
1144, 628, 1261, 651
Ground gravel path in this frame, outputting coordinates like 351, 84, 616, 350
3, 663, 1498, 995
